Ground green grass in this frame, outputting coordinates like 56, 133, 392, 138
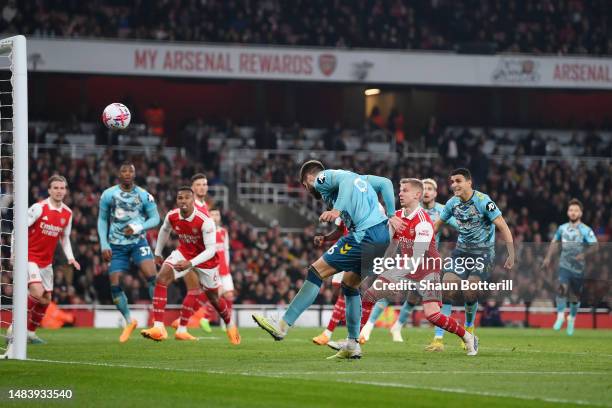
1, 327, 611, 407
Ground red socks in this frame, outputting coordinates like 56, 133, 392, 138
180, 290, 199, 326
27, 295, 48, 332
360, 301, 374, 330
152, 284, 168, 323
427, 311, 466, 337
327, 294, 345, 332
206, 291, 232, 325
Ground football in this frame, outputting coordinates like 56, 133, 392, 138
102, 103, 131, 130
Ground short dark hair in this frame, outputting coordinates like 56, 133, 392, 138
48, 175, 67, 188
177, 186, 193, 194
299, 160, 325, 182
450, 168, 472, 180
191, 173, 207, 183
568, 198, 583, 211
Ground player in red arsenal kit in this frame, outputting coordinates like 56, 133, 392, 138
140, 187, 240, 345
191, 173, 210, 216
364, 178, 478, 356
25, 175, 80, 344
210, 209, 234, 322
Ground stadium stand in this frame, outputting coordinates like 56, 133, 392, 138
4, 0, 611, 55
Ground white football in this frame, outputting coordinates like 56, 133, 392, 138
102, 103, 131, 130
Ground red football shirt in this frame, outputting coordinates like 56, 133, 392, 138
166, 208, 218, 269
28, 199, 73, 267
393, 206, 440, 281
215, 227, 230, 276
194, 198, 209, 216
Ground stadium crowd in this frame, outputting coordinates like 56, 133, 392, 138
3, 0, 611, 55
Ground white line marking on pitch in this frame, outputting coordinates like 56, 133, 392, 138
25, 358, 611, 407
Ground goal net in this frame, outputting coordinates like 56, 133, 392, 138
0, 35, 28, 360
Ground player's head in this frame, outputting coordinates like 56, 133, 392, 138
118, 161, 136, 186
209, 209, 221, 226
47, 175, 68, 202
176, 186, 194, 213
399, 178, 423, 208
191, 173, 208, 199
449, 168, 472, 197
567, 198, 583, 223
299, 160, 325, 200
421, 178, 438, 204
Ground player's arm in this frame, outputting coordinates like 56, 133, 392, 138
315, 217, 345, 247
223, 229, 230, 271
177, 218, 217, 271
126, 192, 160, 235
154, 213, 172, 265
445, 216, 459, 230
366, 174, 405, 232
576, 228, 599, 261
436, 199, 455, 234
27, 202, 43, 227
60, 216, 80, 270
492, 215, 515, 270
433, 219, 443, 234
97, 191, 112, 261
365, 175, 395, 216
542, 227, 561, 268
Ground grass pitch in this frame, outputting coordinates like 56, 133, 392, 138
1, 327, 611, 407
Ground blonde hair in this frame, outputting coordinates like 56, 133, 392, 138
421, 178, 437, 190
400, 178, 423, 192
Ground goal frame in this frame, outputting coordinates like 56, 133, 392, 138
0, 35, 28, 360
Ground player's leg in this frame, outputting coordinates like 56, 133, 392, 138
390, 293, 419, 342
554, 268, 570, 330
426, 271, 460, 351
313, 273, 344, 345
197, 267, 240, 344
172, 288, 212, 332
193, 291, 213, 333
461, 251, 493, 346
107, 243, 138, 342
360, 298, 388, 341
423, 301, 478, 356
566, 276, 584, 336
141, 263, 174, 341
134, 238, 157, 300
253, 255, 337, 341
173, 271, 201, 341
463, 274, 480, 330
26, 263, 53, 344
326, 271, 363, 359
219, 274, 235, 331
421, 272, 477, 355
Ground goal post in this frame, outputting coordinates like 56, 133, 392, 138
0, 35, 28, 360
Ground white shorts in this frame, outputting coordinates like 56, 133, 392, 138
28, 262, 53, 292
331, 271, 345, 285
220, 274, 234, 293
164, 250, 220, 290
